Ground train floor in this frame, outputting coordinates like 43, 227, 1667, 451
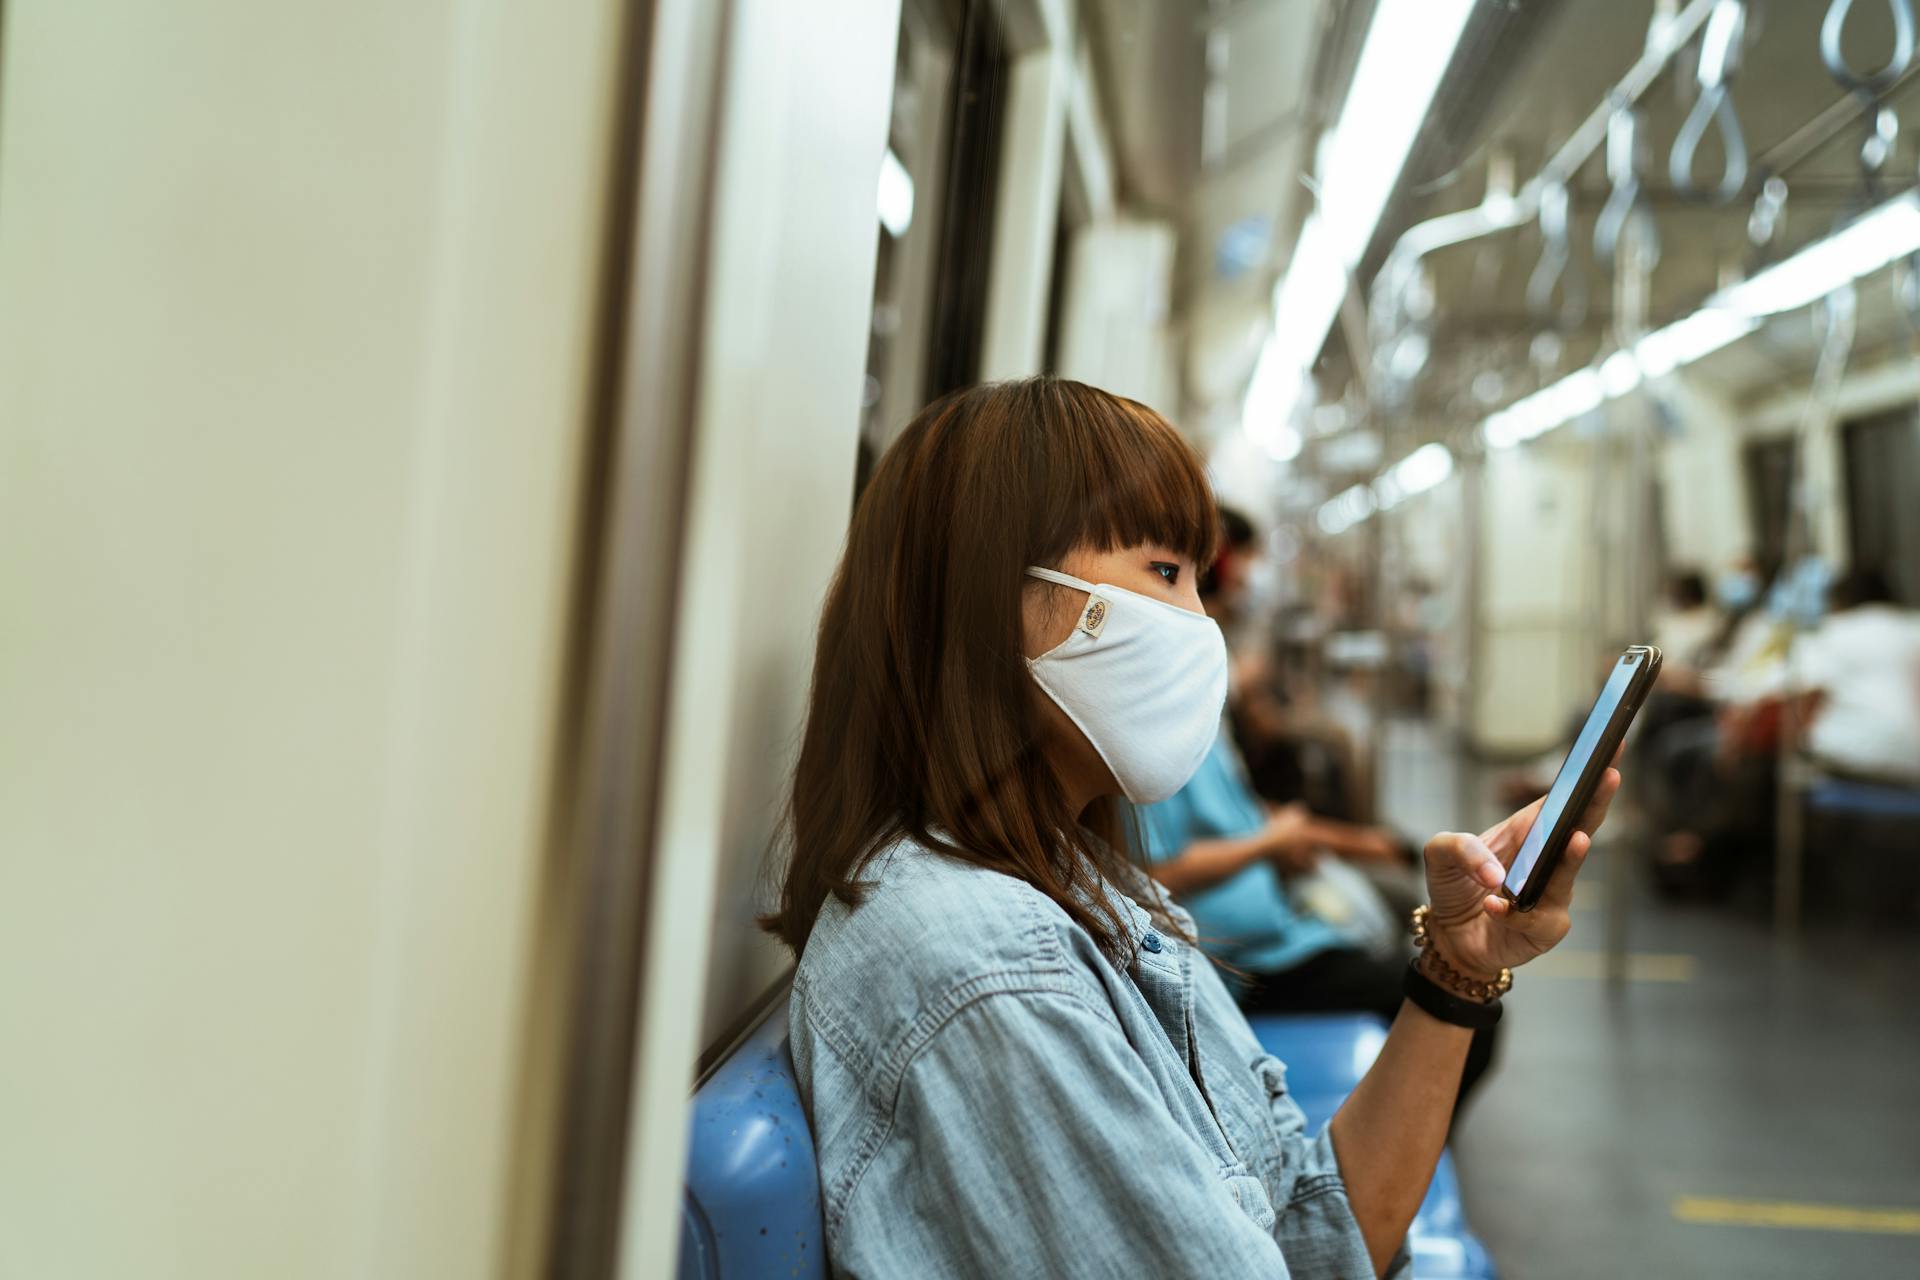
1376, 718, 1920, 1279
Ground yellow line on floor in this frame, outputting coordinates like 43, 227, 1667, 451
1523, 951, 1696, 982
1673, 1196, 1920, 1235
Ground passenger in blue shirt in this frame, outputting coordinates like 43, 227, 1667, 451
1138, 508, 1499, 1109
1136, 731, 1349, 976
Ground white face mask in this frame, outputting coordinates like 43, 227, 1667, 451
1024, 565, 1229, 804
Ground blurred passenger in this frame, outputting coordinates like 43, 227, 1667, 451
1212, 505, 1366, 820
1699, 556, 1775, 687
1632, 570, 1725, 770
1653, 569, 1721, 675
1714, 556, 1762, 615
1204, 506, 1421, 912
766, 378, 1621, 1277
1794, 568, 1920, 782
1648, 566, 1920, 895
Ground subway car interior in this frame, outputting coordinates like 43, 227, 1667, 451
6, 1, 1920, 1277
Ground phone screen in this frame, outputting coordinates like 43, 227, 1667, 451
1503, 656, 1639, 896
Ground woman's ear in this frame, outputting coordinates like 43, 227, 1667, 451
1021, 578, 1077, 661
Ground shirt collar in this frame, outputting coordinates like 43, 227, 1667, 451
1072, 859, 1196, 963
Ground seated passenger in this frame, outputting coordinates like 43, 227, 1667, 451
1794, 567, 1920, 782
1648, 566, 1920, 895
767, 378, 1620, 1278
1653, 568, 1724, 673
1211, 505, 1368, 822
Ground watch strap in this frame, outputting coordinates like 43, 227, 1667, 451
1403, 957, 1504, 1030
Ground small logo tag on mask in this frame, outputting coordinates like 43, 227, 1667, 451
1079, 596, 1109, 637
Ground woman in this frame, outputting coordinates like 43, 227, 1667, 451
765, 378, 1616, 1278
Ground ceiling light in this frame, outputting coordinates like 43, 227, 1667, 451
1598, 350, 1642, 398
1315, 0, 1478, 255
1714, 192, 1920, 317
1481, 368, 1605, 450
1632, 308, 1755, 378
1245, 0, 1475, 443
1242, 337, 1304, 461
1387, 442, 1454, 502
1317, 483, 1378, 536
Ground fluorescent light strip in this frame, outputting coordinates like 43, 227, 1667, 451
1377, 441, 1454, 508
1715, 195, 1920, 317
1244, 0, 1476, 453
1482, 191, 1920, 450
1316, 442, 1457, 534
1317, 483, 1378, 536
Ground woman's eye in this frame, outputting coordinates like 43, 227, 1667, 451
1150, 562, 1180, 585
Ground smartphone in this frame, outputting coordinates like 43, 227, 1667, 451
1501, 645, 1663, 911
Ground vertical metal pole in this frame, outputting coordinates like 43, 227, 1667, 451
1338, 278, 1390, 825
1456, 450, 1487, 825
1604, 218, 1653, 989
1772, 288, 1856, 935
1367, 475, 1391, 825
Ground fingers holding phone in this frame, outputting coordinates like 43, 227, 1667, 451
1418, 648, 1652, 977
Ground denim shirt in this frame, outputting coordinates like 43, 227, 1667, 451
790, 836, 1409, 1278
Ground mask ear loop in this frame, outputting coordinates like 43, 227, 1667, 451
1024, 564, 1222, 625
1024, 565, 1096, 593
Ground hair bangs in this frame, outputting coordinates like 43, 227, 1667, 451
1030, 379, 1219, 570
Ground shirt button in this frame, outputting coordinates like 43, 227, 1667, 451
1141, 932, 1163, 953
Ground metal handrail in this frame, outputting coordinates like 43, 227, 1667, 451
1821, 0, 1917, 96
1669, 0, 1750, 203
1372, 0, 1719, 333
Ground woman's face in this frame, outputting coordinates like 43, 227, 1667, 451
1021, 542, 1206, 657
1021, 542, 1206, 809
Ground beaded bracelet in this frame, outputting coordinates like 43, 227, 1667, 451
1409, 904, 1513, 1003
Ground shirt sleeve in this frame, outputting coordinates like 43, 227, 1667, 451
838, 985, 1384, 1279
1252, 1052, 1412, 1280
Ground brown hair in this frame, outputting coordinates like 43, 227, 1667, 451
763, 377, 1218, 957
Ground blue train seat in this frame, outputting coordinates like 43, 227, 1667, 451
681, 1000, 1494, 1278
1246, 1011, 1390, 1105
679, 1006, 825, 1280
1806, 775, 1920, 820
1247, 1012, 1496, 1280
1778, 759, 1920, 928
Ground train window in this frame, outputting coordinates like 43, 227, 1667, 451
1842, 405, 1920, 604
1743, 436, 1796, 580
922, 0, 1006, 400
1041, 209, 1069, 374
856, 1, 977, 506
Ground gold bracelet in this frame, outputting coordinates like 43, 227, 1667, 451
1410, 905, 1512, 1003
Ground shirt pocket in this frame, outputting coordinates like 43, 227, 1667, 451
1219, 1169, 1278, 1234
1196, 1049, 1305, 1194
